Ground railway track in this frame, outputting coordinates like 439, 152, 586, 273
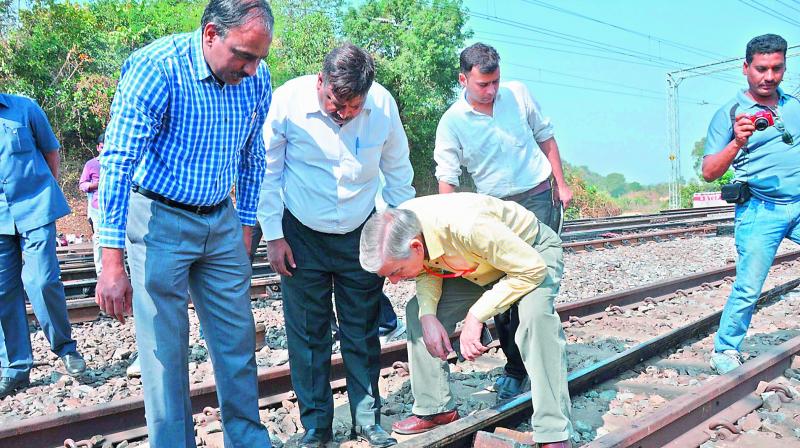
44, 225, 721, 326
5, 250, 798, 448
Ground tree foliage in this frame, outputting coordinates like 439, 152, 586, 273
0, 0, 469, 198
343, 0, 470, 193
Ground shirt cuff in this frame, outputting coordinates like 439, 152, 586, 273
98, 227, 126, 249
435, 174, 460, 187
238, 209, 257, 227
468, 299, 497, 323
418, 299, 439, 318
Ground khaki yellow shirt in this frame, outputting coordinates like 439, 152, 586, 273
399, 192, 551, 322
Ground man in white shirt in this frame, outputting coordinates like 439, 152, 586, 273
257, 43, 414, 448
434, 42, 573, 403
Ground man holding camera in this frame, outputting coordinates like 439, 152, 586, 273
703, 34, 800, 374
359, 193, 573, 448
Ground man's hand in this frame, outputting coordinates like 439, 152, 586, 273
267, 238, 295, 276
733, 114, 756, 148
420, 314, 453, 361
459, 313, 488, 361
96, 248, 133, 324
242, 225, 253, 256
553, 183, 573, 209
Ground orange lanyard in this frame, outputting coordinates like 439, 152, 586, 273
423, 263, 476, 279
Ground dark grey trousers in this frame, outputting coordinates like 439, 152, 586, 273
280, 211, 383, 431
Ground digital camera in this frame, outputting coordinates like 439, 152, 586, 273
745, 110, 774, 131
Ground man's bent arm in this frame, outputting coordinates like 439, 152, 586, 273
702, 141, 741, 181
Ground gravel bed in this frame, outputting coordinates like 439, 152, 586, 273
2, 235, 799, 442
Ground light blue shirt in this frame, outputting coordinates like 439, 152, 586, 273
258, 75, 415, 240
434, 81, 554, 198
99, 30, 272, 248
705, 87, 800, 204
0, 93, 69, 235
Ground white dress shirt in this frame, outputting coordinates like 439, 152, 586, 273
258, 75, 415, 240
434, 81, 554, 198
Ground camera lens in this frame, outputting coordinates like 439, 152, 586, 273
754, 117, 769, 131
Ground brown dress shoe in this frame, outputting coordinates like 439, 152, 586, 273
537, 441, 571, 448
391, 409, 460, 435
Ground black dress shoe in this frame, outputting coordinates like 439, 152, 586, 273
298, 428, 332, 448
61, 352, 86, 376
351, 424, 397, 448
0, 376, 30, 399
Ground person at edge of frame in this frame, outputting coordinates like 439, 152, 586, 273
703, 33, 800, 375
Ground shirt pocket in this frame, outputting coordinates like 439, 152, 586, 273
3, 121, 34, 154
344, 142, 382, 183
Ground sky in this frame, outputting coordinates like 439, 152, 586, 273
459, 0, 800, 184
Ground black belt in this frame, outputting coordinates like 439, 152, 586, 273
501, 179, 551, 203
132, 185, 226, 215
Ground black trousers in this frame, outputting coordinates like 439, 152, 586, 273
496, 187, 561, 378
280, 211, 383, 430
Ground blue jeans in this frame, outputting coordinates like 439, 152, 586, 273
714, 197, 800, 353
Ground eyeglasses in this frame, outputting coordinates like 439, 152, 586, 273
769, 107, 794, 145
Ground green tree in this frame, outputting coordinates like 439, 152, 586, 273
268, 0, 339, 86
343, 0, 470, 194
691, 137, 706, 176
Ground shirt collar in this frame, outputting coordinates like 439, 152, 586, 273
421, 225, 445, 262
456, 88, 501, 115
736, 86, 789, 108
191, 29, 214, 82
0, 94, 8, 108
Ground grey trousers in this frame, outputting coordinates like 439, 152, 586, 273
126, 193, 269, 448
405, 227, 572, 444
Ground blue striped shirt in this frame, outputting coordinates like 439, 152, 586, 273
99, 29, 272, 248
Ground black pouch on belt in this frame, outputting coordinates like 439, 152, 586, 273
720, 181, 751, 204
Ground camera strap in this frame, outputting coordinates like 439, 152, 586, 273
728, 102, 750, 182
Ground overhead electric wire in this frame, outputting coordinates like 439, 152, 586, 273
734, 0, 800, 27
504, 61, 715, 103
508, 76, 713, 105
467, 11, 744, 85
519, 0, 732, 60
774, 0, 800, 14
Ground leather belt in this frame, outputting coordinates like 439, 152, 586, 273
501, 179, 551, 203
132, 185, 226, 215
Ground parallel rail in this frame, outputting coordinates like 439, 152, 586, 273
5, 250, 799, 448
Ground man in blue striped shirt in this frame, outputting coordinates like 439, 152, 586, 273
95, 0, 274, 446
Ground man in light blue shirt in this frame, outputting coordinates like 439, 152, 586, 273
95, 0, 274, 446
0, 93, 86, 399
258, 43, 414, 448
703, 34, 800, 374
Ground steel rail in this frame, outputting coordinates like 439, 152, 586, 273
562, 225, 716, 253
7, 252, 799, 447
585, 307, 800, 448
397, 277, 800, 448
